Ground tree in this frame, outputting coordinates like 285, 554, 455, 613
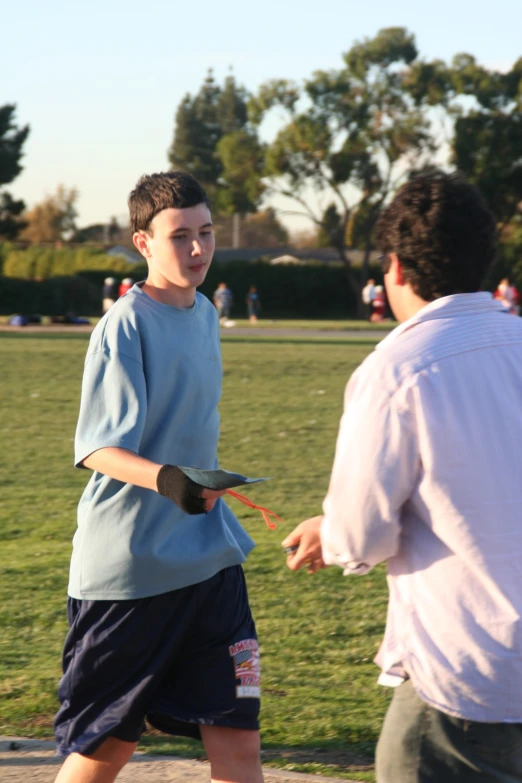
0, 191, 26, 240
407, 54, 522, 235
451, 56, 522, 234
216, 130, 264, 214
250, 28, 435, 296
0, 104, 30, 240
168, 71, 264, 215
240, 209, 288, 247
317, 204, 343, 248
106, 216, 121, 243
169, 70, 223, 193
20, 184, 78, 244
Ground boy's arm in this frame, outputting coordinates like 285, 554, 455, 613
82, 447, 224, 512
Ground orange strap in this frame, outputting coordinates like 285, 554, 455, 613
226, 489, 283, 529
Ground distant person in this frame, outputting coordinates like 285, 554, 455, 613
246, 285, 261, 323
118, 277, 134, 298
283, 171, 522, 782
53, 172, 263, 783
361, 278, 376, 319
102, 277, 118, 313
495, 277, 520, 315
370, 285, 386, 322
213, 281, 233, 323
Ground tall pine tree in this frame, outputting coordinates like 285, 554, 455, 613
0, 104, 30, 240
168, 70, 224, 197
168, 71, 263, 214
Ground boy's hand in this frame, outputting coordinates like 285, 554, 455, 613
201, 488, 227, 512
156, 465, 223, 514
281, 516, 326, 574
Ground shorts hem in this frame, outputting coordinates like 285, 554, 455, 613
147, 710, 260, 740
55, 722, 143, 759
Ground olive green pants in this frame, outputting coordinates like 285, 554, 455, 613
376, 680, 522, 782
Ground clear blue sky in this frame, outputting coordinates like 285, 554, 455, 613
3, 0, 521, 233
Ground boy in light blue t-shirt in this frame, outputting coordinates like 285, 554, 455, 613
53, 172, 264, 783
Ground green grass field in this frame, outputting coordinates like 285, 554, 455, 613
0, 332, 391, 781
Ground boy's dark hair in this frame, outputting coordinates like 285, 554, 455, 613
129, 171, 211, 234
376, 170, 497, 301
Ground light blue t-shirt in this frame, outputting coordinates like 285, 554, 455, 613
70, 284, 255, 600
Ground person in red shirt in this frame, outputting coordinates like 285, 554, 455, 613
118, 277, 134, 298
370, 285, 386, 321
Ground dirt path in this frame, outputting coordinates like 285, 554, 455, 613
0, 739, 360, 783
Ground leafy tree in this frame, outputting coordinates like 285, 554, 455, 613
108, 216, 121, 242
71, 223, 106, 243
212, 208, 287, 247
72, 217, 123, 245
20, 184, 78, 244
240, 208, 288, 247
169, 70, 223, 191
216, 130, 264, 214
168, 71, 264, 214
0, 192, 27, 240
408, 54, 522, 235
0, 104, 30, 240
251, 28, 435, 295
217, 74, 249, 134
451, 57, 522, 234
317, 204, 343, 248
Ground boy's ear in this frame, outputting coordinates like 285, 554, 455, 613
133, 231, 151, 259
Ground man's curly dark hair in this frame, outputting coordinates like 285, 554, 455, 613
376, 170, 497, 301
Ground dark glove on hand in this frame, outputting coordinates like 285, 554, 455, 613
156, 465, 207, 515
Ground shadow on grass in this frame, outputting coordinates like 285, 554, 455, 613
0, 331, 382, 348
4, 723, 376, 778
0, 331, 91, 341
220, 337, 382, 347
0, 755, 62, 767
138, 732, 375, 775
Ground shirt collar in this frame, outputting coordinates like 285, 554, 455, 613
376, 292, 507, 351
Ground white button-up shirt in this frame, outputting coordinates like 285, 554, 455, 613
321, 293, 522, 722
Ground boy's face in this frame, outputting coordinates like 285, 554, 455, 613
133, 203, 215, 291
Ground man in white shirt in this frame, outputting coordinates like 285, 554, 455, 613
282, 171, 522, 781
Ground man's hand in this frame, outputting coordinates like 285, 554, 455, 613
201, 488, 226, 512
281, 516, 326, 574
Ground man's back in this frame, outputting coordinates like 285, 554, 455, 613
286, 172, 522, 781
372, 293, 522, 721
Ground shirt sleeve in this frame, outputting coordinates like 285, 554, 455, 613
320, 360, 419, 574
74, 350, 148, 468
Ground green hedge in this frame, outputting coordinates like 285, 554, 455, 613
0, 244, 138, 316
0, 262, 371, 318
2, 246, 131, 279
0, 275, 104, 316
2, 244, 514, 319
0, 242, 14, 275
127, 260, 380, 318
198, 261, 364, 318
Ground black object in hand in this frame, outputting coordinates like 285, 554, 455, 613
157, 465, 207, 515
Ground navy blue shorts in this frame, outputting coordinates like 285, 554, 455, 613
54, 565, 260, 757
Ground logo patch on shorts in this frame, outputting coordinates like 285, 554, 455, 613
229, 639, 260, 698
